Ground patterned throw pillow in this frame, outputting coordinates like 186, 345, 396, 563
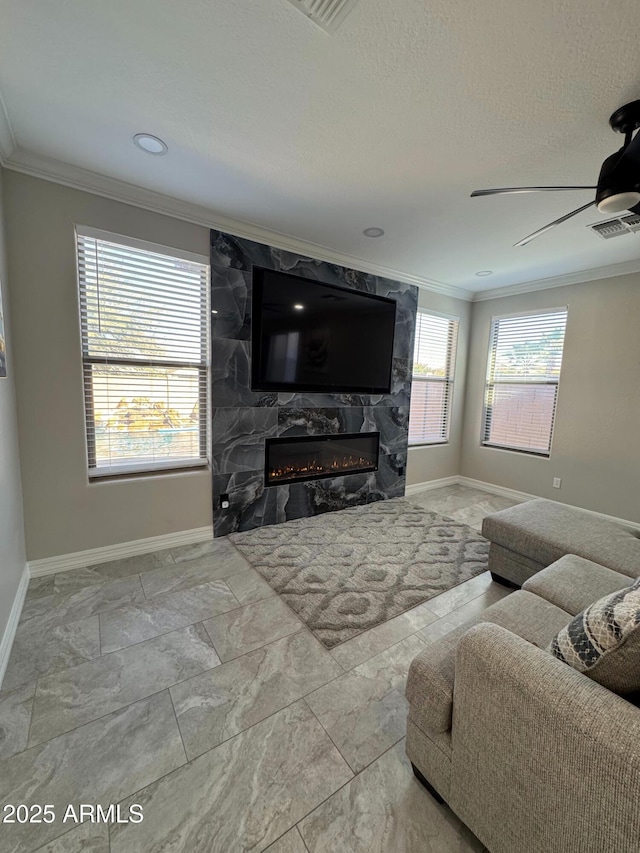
548, 578, 640, 695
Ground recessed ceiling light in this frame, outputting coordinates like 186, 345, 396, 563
133, 133, 168, 155
475, 270, 493, 277
293, 304, 305, 310
211, 309, 218, 314
363, 227, 385, 238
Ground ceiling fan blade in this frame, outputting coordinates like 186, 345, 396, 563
514, 201, 596, 247
471, 186, 596, 197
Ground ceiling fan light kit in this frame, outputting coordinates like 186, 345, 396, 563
596, 191, 640, 215
471, 100, 640, 245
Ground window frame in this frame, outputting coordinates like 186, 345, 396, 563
76, 226, 210, 480
408, 309, 459, 447
481, 306, 568, 458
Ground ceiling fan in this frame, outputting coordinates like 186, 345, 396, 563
471, 100, 640, 246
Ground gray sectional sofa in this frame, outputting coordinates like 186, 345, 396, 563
482, 498, 640, 587
405, 499, 640, 853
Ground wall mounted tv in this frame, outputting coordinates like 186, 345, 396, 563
251, 267, 397, 394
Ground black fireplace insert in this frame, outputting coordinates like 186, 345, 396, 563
265, 432, 380, 486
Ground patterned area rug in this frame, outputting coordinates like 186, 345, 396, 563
230, 498, 489, 648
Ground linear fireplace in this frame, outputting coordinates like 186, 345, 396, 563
265, 432, 380, 486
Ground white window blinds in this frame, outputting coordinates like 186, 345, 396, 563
482, 308, 568, 456
76, 228, 209, 477
408, 311, 459, 445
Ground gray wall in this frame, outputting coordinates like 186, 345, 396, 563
461, 276, 640, 523
0, 167, 27, 644
4, 168, 638, 564
208, 230, 417, 536
406, 288, 472, 487
4, 172, 213, 560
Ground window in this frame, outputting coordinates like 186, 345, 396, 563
76, 228, 209, 477
482, 308, 568, 456
408, 311, 459, 445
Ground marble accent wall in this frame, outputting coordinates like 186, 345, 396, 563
210, 230, 418, 536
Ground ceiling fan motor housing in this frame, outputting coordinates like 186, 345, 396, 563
595, 148, 640, 214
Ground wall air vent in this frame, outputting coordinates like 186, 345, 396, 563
589, 217, 640, 239
286, 0, 359, 33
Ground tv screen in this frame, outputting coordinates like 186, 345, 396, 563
251, 267, 396, 394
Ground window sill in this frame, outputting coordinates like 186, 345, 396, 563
89, 459, 209, 481
481, 443, 550, 459
408, 441, 449, 448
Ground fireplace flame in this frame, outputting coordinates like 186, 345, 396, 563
268, 454, 373, 483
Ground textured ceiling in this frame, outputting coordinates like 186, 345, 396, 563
2, 0, 640, 294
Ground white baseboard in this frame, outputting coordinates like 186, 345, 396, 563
456, 477, 535, 504
24, 476, 640, 580
404, 476, 459, 496
28, 526, 214, 578
0, 564, 29, 689
406, 475, 640, 532
458, 476, 640, 530
576, 508, 640, 532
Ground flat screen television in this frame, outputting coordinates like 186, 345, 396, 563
251, 267, 397, 393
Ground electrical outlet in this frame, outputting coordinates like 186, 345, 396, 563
552, 478, 562, 489
220, 493, 230, 509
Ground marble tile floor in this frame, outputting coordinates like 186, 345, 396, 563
0, 487, 519, 852
405, 484, 521, 531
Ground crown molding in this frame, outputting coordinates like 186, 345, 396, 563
3, 146, 474, 301
0, 88, 17, 166
471, 257, 640, 301
6, 146, 638, 304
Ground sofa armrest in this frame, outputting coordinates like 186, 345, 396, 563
450, 623, 640, 853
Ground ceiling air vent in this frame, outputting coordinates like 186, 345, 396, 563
620, 213, 640, 232
589, 218, 634, 239
286, 0, 359, 33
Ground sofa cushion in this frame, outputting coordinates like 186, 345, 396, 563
482, 499, 640, 578
548, 579, 640, 695
523, 555, 632, 616
406, 590, 571, 734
